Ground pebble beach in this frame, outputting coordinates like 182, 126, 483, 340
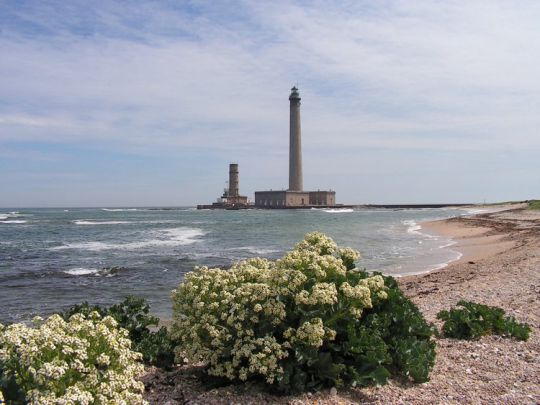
142, 206, 540, 404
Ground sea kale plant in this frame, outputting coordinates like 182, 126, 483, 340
171, 232, 436, 393
60, 296, 176, 369
0, 312, 146, 404
437, 300, 531, 341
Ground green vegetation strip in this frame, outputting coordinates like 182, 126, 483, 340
528, 200, 540, 210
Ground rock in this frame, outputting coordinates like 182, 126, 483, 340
330, 387, 338, 396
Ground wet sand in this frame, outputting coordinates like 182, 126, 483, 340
142, 207, 540, 404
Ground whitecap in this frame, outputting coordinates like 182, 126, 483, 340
73, 220, 131, 225
234, 246, 281, 255
126, 228, 206, 249
0, 212, 23, 220
101, 208, 138, 212
51, 227, 205, 251
51, 242, 112, 251
403, 219, 422, 235
63, 268, 100, 276
1, 220, 27, 224
323, 208, 354, 213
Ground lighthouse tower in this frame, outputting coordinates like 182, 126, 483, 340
288, 86, 303, 191
253, 86, 337, 208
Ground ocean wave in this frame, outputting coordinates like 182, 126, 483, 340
323, 208, 354, 213
426, 250, 463, 272
438, 241, 457, 249
403, 219, 422, 235
463, 208, 489, 215
63, 266, 128, 277
0, 212, 24, 221
64, 267, 100, 276
73, 220, 132, 225
51, 227, 205, 251
101, 208, 139, 212
0, 220, 28, 224
234, 246, 281, 255
52, 242, 112, 251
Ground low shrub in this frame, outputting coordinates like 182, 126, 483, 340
0, 312, 146, 404
171, 232, 436, 393
60, 296, 176, 369
437, 300, 531, 341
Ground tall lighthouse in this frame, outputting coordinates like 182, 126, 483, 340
288, 86, 303, 191
253, 86, 337, 209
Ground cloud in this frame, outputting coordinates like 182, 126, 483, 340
0, 0, 539, 205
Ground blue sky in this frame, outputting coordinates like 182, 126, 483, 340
1, 0, 539, 207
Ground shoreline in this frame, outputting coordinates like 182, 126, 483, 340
417, 203, 528, 272
420, 214, 517, 267
143, 206, 540, 404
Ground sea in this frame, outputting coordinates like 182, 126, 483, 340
0, 207, 479, 324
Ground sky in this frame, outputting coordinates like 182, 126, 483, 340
0, 0, 539, 207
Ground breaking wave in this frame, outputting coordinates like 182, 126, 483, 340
0, 212, 25, 222
73, 220, 131, 225
63, 266, 129, 277
323, 208, 354, 213
234, 246, 281, 255
64, 268, 100, 276
403, 219, 422, 235
101, 208, 139, 212
51, 227, 205, 251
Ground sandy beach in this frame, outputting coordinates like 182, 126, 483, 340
142, 206, 540, 404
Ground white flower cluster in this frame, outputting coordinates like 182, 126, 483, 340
295, 283, 338, 306
0, 312, 146, 404
171, 232, 388, 386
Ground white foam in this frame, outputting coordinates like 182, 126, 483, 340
403, 219, 422, 235
438, 241, 457, 249
323, 208, 354, 213
464, 208, 489, 215
52, 242, 112, 251
0, 212, 23, 221
235, 246, 280, 255
73, 220, 131, 225
128, 228, 206, 248
64, 268, 100, 276
427, 250, 463, 273
101, 208, 138, 212
51, 227, 205, 251
1, 220, 27, 224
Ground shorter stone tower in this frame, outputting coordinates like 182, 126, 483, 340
229, 163, 239, 197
